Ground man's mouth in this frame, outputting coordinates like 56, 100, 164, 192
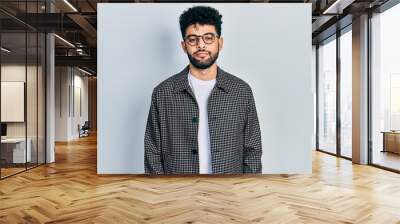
195, 51, 209, 58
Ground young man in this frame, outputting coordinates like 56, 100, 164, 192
144, 6, 262, 174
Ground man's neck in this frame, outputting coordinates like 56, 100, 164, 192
189, 63, 217, 81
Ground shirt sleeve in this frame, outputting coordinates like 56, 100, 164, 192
144, 88, 165, 174
243, 87, 263, 173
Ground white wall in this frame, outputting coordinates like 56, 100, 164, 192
55, 67, 69, 141
1, 65, 41, 138
72, 72, 89, 138
55, 67, 89, 141
98, 3, 313, 174
1, 65, 26, 128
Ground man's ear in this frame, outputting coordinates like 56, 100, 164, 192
218, 37, 224, 51
181, 41, 187, 54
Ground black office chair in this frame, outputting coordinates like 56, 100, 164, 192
79, 121, 90, 138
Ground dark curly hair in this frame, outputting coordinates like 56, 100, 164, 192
179, 6, 223, 39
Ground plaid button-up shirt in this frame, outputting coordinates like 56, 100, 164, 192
144, 65, 262, 174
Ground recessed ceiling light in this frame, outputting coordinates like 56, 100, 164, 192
1, 47, 11, 53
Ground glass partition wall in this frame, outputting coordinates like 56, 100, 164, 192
317, 35, 337, 155
316, 0, 400, 172
0, 1, 46, 179
316, 26, 353, 160
370, 3, 400, 172
339, 27, 352, 159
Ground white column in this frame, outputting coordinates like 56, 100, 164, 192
46, 33, 55, 163
352, 14, 369, 164
46, 1, 56, 163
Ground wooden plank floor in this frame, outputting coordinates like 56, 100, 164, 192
1, 134, 400, 224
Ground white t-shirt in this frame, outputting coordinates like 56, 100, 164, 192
188, 71, 216, 174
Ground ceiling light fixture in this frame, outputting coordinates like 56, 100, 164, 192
76, 48, 85, 55
54, 34, 75, 48
78, 67, 93, 76
1, 47, 11, 53
63, 0, 78, 12
322, 0, 354, 15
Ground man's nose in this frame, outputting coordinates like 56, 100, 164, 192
197, 37, 206, 49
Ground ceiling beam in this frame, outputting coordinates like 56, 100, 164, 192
55, 55, 96, 70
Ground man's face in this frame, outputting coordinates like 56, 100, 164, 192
181, 23, 224, 69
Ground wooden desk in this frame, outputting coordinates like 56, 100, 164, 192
381, 131, 400, 154
1, 138, 32, 164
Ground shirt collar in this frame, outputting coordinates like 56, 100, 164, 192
173, 65, 232, 93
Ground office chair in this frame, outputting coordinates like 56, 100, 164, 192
79, 121, 90, 138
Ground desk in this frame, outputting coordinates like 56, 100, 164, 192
1, 138, 32, 163
381, 131, 400, 154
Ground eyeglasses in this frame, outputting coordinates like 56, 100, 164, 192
184, 33, 219, 46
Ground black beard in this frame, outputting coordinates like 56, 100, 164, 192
187, 50, 219, 69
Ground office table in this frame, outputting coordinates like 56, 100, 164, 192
1, 138, 32, 164
381, 131, 400, 154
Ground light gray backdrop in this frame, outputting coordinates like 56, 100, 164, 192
97, 3, 313, 174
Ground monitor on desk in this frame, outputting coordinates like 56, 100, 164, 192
1, 123, 7, 138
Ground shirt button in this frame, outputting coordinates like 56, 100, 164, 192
192, 117, 198, 123
192, 149, 198, 154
